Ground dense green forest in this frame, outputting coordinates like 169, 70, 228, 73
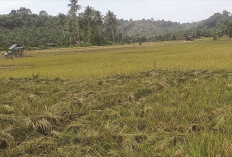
0, 0, 232, 50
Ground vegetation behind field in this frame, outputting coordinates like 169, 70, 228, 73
1, 5, 232, 49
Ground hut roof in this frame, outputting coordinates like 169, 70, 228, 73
47, 43, 56, 46
9, 44, 23, 50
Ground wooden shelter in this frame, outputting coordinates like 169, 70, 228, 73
127, 40, 135, 44
3, 44, 24, 59
186, 36, 194, 41
47, 43, 56, 48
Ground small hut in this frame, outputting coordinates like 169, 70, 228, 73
186, 36, 194, 41
127, 40, 135, 44
3, 44, 24, 59
47, 43, 56, 48
222, 35, 229, 38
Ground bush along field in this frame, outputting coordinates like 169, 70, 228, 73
1, 40, 232, 156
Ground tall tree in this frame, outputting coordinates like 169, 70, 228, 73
39, 10, 48, 16
58, 13, 67, 28
17, 7, 32, 14
105, 11, 117, 43
84, 6, 93, 43
225, 20, 232, 38
94, 11, 103, 46
58, 13, 69, 45
68, 0, 82, 45
9, 10, 17, 15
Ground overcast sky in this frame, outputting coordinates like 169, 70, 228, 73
0, 0, 232, 23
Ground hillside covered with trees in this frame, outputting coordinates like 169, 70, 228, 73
0, 0, 232, 50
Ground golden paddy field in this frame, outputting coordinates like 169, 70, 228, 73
1, 39, 232, 78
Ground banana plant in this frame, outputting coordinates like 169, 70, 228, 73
3, 47, 13, 60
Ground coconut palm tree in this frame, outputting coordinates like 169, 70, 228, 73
58, 13, 66, 28
94, 11, 103, 46
68, 0, 82, 45
84, 6, 93, 44
225, 20, 232, 38
58, 13, 69, 45
105, 11, 117, 43
68, 0, 82, 15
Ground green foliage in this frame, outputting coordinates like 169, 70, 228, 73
212, 32, 218, 40
1, 7, 232, 49
120, 10, 232, 42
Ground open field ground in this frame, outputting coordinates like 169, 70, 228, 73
1, 39, 232, 156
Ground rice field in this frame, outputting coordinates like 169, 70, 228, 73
1, 39, 232, 78
1, 39, 232, 156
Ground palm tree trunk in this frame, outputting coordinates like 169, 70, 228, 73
77, 25, 81, 45
73, 15, 80, 46
76, 21, 81, 46
70, 34, 72, 46
88, 21, 90, 44
111, 29, 115, 43
98, 26, 101, 46
121, 28, 123, 43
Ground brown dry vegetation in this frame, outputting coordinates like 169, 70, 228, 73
1, 69, 232, 156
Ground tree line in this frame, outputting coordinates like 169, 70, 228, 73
0, 0, 232, 50
0, 0, 120, 50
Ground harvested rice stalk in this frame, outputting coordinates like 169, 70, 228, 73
34, 119, 52, 135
